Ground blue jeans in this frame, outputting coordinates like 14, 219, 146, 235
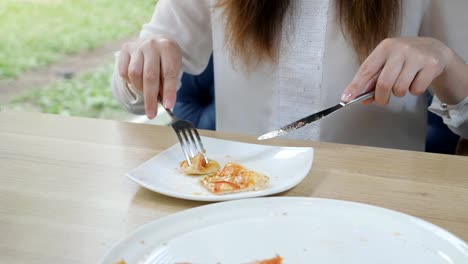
425, 93, 459, 154
173, 56, 215, 130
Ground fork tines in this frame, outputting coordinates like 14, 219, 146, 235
172, 120, 208, 166
157, 96, 208, 166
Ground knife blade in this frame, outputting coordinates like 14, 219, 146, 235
257, 91, 375, 140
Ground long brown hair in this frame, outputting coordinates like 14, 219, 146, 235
216, 0, 401, 66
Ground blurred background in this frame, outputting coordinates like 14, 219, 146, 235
0, 0, 170, 124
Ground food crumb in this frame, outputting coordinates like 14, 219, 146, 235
282, 212, 287, 216
254, 255, 283, 264
224, 155, 233, 159
140, 240, 145, 244
192, 192, 203, 195
303, 248, 307, 252
394, 232, 401, 236
115, 260, 126, 264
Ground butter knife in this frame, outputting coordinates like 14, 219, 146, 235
257, 91, 375, 140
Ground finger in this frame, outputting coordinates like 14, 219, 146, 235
342, 40, 391, 102
409, 59, 443, 96
358, 73, 380, 105
118, 45, 131, 83
159, 39, 181, 109
142, 40, 161, 119
363, 70, 380, 92
361, 98, 374, 105
409, 67, 437, 96
392, 62, 420, 98
374, 56, 404, 105
128, 50, 144, 92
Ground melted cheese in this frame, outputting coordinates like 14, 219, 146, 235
200, 162, 269, 194
180, 152, 220, 175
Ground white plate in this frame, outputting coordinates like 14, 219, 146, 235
127, 136, 314, 201
101, 197, 468, 264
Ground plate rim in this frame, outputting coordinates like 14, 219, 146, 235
126, 136, 315, 201
101, 197, 468, 264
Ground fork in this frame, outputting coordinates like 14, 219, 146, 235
158, 98, 208, 166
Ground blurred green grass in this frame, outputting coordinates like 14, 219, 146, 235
0, 0, 156, 79
1, 0, 157, 119
5, 64, 129, 119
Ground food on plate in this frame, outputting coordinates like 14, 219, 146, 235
200, 162, 269, 194
179, 152, 220, 175
114, 260, 126, 264
179, 154, 269, 194
250, 255, 283, 264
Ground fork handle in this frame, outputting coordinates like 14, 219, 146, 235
157, 97, 177, 121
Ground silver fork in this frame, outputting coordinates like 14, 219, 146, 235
158, 98, 208, 166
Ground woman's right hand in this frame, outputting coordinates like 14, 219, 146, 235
118, 37, 182, 119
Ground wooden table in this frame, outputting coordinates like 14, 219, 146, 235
1, 111, 467, 264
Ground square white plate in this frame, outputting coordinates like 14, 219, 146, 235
127, 136, 314, 201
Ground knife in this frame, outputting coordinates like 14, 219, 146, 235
257, 91, 375, 140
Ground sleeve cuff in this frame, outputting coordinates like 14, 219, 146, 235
429, 95, 468, 127
429, 95, 468, 138
112, 52, 145, 114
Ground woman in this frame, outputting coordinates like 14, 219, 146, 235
112, 0, 468, 151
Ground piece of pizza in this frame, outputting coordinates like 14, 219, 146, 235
199, 162, 269, 194
179, 152, 220, 175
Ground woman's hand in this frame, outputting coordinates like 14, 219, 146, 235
341, 37, 465, 105
118, 37, 182, 119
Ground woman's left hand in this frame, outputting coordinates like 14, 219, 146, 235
341, 37, 455, 105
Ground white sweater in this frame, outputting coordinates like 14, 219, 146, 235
112, 0, 468, 151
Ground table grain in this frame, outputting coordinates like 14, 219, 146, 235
1, 111, 467, 264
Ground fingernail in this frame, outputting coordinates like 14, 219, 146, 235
147, 109, 156, 119
164, 98, 173, 109
341, 93, 352, 101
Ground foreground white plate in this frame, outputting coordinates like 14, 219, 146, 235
102, 197, 468, 264
127, 136, 314, 201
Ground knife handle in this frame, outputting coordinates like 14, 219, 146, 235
341, 91, 375, 107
